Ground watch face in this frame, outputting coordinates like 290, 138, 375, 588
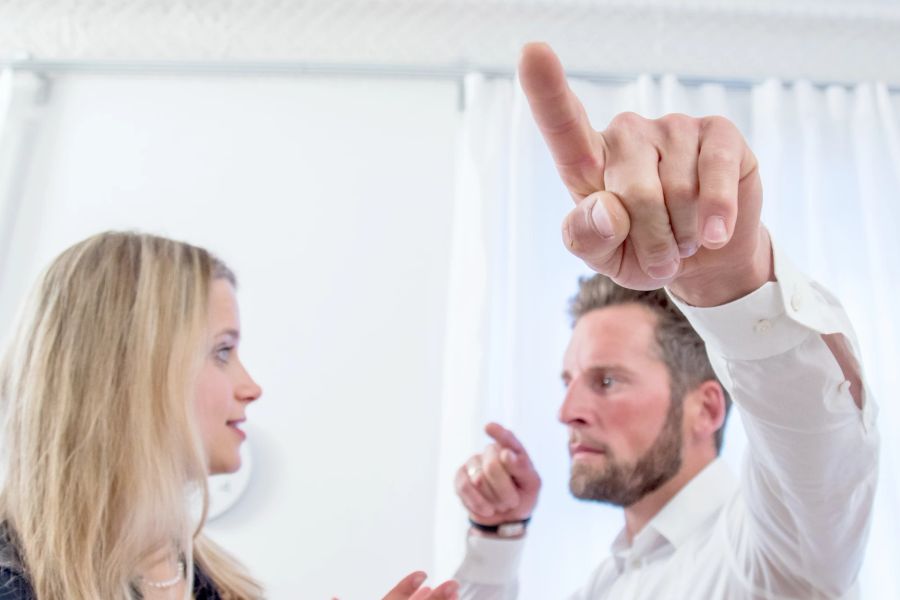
497, 522, 526, 538
207, 441, 253, 521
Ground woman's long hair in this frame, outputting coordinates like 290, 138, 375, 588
0, 232, 263, 599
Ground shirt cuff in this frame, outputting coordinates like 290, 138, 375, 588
454, 534, 525, 585
665, 243, 847, 361
667, 280, 811, 361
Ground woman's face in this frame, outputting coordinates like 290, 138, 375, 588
194, 279, 262, 474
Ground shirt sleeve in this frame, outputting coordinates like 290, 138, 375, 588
668, 243, 879, 597
454, 535, 525, 600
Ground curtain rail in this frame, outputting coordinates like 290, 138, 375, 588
2, 59, 900, 94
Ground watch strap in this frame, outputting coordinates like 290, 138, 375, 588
468, 517, 531, 538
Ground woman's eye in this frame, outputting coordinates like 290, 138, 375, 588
215, 346, 233, 363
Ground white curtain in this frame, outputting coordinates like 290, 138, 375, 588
0, 69, 48, 341
0, 66, 17, 280
436, 74, 900, 599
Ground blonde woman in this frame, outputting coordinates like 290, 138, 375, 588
0, 232, 457, 600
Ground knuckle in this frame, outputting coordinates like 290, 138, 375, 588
674, 230, 699, 247
663, 178, 696, 201
609, 111, 645, 132
697, 192, 733, 213
621, 182, 661, 206
702, 146, 736, 168
500, 486, 517, 501
484, 458, 505, 479
658, 113, 696, 138
702, 114, 735, 133
639, 238, 676, 262
668, 209, 699, 240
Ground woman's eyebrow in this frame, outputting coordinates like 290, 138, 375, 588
215, 328, 241, 340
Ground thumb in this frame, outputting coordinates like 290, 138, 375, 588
562, 191, 630, 276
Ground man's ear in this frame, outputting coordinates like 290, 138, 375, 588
683, 380, 727, 451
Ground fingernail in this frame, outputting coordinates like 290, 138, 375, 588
647, 258, 679, 280
678, 241, 699, 258
589, 198, 615, 239
412, 573, 426, 588
703, 217, 728, 244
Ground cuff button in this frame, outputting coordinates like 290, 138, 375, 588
754, 319, 773, 334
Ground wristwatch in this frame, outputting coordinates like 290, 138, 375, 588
468, 517, 531, 538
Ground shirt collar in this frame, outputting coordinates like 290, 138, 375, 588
610, 458, 737, 559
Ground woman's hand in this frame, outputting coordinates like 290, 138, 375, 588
381, 571, 459, 599
331, 571, 459, 600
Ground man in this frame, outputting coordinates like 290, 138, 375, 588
452, 43, 878, 599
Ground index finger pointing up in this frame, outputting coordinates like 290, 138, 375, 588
519, 42, 605, 199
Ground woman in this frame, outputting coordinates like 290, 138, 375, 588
0, 232, 457, 600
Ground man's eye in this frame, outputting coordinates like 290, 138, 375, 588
591, 375, 616, 392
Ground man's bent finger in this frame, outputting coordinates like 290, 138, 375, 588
697, 117, 746, 249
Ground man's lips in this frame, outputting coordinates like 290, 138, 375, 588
569, 444, 606, 458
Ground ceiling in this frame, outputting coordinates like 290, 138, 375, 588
2, 0, 899, 85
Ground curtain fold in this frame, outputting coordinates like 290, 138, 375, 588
432, 73, 515, 579
439, 73, 900, 598
0, 66, 16, 271
0, 70, 47, 346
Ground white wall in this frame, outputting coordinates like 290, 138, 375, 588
0, 73, 458, 599
5, 65, 900, 600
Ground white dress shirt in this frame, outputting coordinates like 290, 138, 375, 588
455, 245, 879, 600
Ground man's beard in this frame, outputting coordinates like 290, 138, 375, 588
569, 396, 683, 507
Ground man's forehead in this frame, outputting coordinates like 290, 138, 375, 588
564, 304, 659, 364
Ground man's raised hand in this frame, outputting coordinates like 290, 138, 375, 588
519, 43, 772, 305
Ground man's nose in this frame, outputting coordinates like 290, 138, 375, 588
558, 378, 592, 426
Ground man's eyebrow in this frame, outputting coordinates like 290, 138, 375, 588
584, 364, 631, 375
563, 364, 634, 379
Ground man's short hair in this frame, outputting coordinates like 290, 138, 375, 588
569, 275, 732, 454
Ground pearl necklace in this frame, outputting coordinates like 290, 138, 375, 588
138, 556, 186, 590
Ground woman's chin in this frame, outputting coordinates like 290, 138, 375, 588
209, 455, 242, 476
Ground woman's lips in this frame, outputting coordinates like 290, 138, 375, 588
227, 419, 247, 440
